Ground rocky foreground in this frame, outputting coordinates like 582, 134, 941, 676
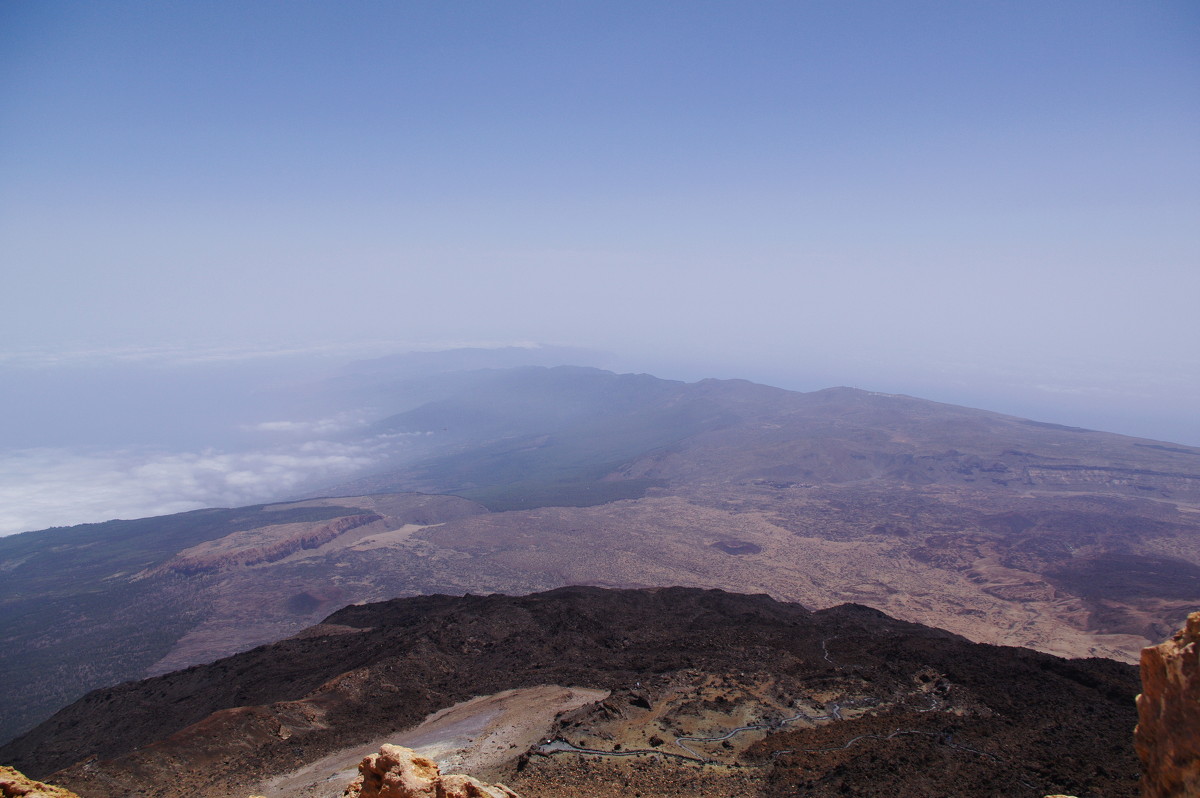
3, 587, 1144, 798
337, 744, 517, 798
1136, 610, 1200, 798
0, 766, 80, 798
5, 594, 1198, 798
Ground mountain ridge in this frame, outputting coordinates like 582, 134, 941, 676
2, 364, 1198, 745
1, 586, 1141, 798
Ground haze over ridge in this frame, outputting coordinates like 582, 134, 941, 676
1, 1, 1196, 477
2, 342, 1199, 538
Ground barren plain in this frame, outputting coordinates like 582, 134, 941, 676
3, 370, 1199, 745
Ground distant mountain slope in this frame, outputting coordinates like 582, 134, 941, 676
0, 493, 486, 742
3, 365, 1199, 746
320, 368, 1200, 657
1, 587, 1140, 798
326, 368, 1200, 508
335, 366, 715, 507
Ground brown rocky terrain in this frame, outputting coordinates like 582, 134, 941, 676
311, 376, 1200, 663
1136, 610, 1200, 797
0, 493, 488, 741
152, 513, 383, 576
3, 369, 1199, 744
2, 587, 1142, 798
340, 745, 518, 798
0, 767, 81, 798
254, 686, 605, 798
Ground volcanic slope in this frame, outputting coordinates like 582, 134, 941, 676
4, 366, 1199, 740
1, 587, 1140, 798
329, 369, 1200, 661
0, 492, 487, 741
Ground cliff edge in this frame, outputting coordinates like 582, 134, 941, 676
1136, 611, 1200, 798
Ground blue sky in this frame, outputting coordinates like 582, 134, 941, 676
1, 1, 1198, 448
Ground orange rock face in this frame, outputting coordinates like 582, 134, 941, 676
342, 745, 520, 798
0, 766, 81, 798
1135, 611, 1200, 798
159, 513, 382, 575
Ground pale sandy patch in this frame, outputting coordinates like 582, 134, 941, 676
345, 523, 431, 551
252, 685, 608, 798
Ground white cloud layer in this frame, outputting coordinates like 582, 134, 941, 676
246, 411, 369, 436
0, 441, 382, 537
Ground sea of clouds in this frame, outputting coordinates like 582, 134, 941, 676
0, 340, 540, 537
0, 407, 436, 536
0, 439, 376, 536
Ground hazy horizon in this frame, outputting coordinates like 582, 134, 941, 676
2, 2, 1197, 533
2, 339, 1198, 537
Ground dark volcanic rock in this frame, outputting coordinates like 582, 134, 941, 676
2, 587, 816, 779
0, 587, 1141, 798
710, 540, 762, 555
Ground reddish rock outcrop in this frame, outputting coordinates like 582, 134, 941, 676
159, 513, 382, 575
0, 766, 80, 798
342, 745, 520, 798
1135, 611, 1200, 798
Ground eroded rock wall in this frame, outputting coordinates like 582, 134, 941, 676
1136, 611, 1200, 798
